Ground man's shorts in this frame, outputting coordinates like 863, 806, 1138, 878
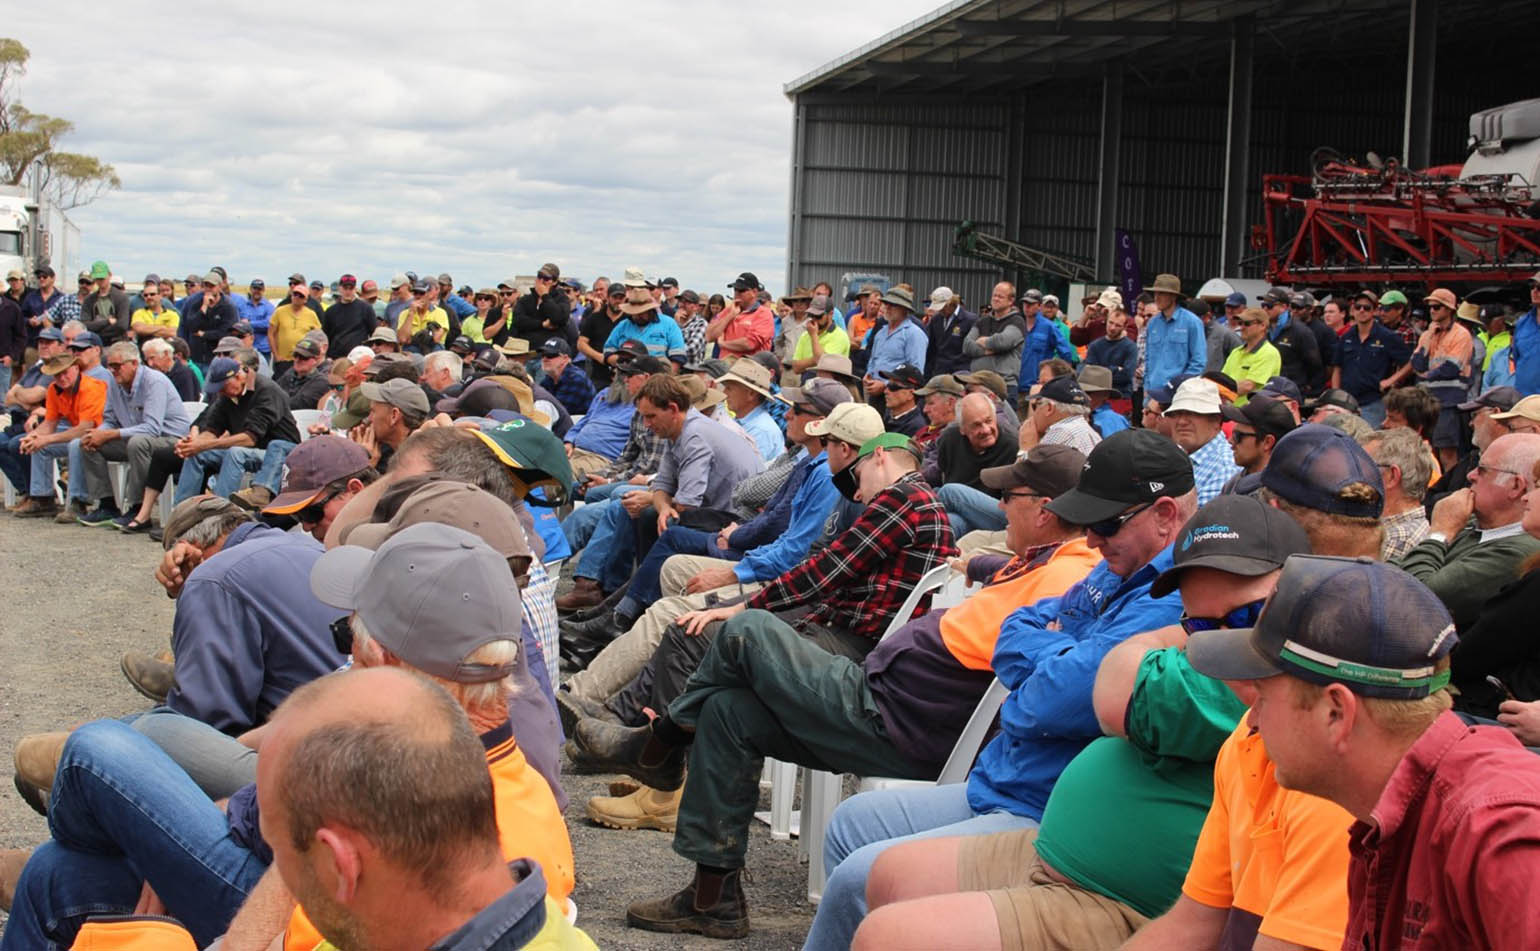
957, 827, 1148, 951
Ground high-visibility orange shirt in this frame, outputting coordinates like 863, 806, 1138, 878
43, 373, 107, 428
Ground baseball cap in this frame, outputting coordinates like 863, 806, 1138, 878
34, 265, 54, 278
389, 273, 410, 290
1164, 377, 1222, 416
1036, 376, 1091, 408
915, 374, 965, 397
683, 358, 730, 378
854, 431, 919, 464
1224, 291, 1248, 307
89, 260, 110, 280
1258, 376, 1302, 404
777, 377, 852, 416
1379, 289, 1409, 307
161, 496, 245, 552
1220, 395, 1297, 441
263, 436, 371, 515
68, 331, 103, 350
1186, 555, 1456, 698
537, 263, 561, 280
1258, 287, 1291, 305
6, 267, 28, 280
1304, 388, 1361, 415
291, 337, 323, 360
1258, 423, 1384, 518
311, 522, 522, 683
230, 320, 253, 336
880, 363, 926, 390
617, 354, 669, 377
436, 377, 519, 417
979, 444, 1086, 497
41, 353, 76, 375
1045, 429, 1196, 525
203, 357, 242, 395
341, 480, 531, 560
1460, 386, 1523, 413
287, 273, 306, 285
449, 335, 474, 354
213, 336, 245, 355
309, 280, 325, 292
410, 278, 431, 294
660, 277, 679, 289
37, 327, 64, 343
678, 289, 701, 305
805, 402, 885, 447
329, 390, 371, 429
729, 272, 761, 292
246, 278, 264, 290
367, 326, 398, 346
928, 287, 955, 309
360, 377, 431, 416
806, 293, 829, 316
1492, 394, 1540, 423
338, 273, 357, 286
538, 337, 571, 357
469, 418, 574, 504
1020, 288, 1044, 303
956, 370, 1007, 401
360, 279, 378, 292
1150, 494, 1311, 598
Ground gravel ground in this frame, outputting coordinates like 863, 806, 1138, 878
0, 515, 819, 947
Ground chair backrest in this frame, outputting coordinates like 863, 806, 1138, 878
182, 400, 204, 422
291, 409, 328, 442
937, 677, 1007, 785
929, 570, 973, 611
877, 562, 953, 643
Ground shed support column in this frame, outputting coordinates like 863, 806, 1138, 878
1220, 16, 1254, 278
1403, 0, 1437, 169
786, 97, 807, 294
1094, 64, 1123, 282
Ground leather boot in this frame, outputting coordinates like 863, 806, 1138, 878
12, 496, 58, 518
556, 688, 619, 736
565, 583, 627, 623
567, 718, 686, 791
626, 866, 749, 938
587, 781, 683, 832
121, 651, 176, 703
555, 577, 605, 613
0, 848, 31, 913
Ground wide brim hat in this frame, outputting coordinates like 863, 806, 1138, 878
618, 287, 657, 316
1149, 273, 1185, 297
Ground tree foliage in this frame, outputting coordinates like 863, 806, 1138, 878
0, 38, 119, 209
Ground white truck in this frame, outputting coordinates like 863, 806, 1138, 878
0, 184, 81, 290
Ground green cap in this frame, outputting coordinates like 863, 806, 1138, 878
469, 418, 574, 506
1379, 290, 1408, 307
89, 260, 110, 279
855, 431, 919, 462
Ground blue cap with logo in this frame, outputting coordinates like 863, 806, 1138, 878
203, 356, 242, 395
1151, 494, 1311, 598
67, 331, 103, 350
1258, 423, 1384, 518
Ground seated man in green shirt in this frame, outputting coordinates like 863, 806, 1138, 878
1220, 307, 1282, 403
789, 294, 851, 374
852, 495, 1307, 951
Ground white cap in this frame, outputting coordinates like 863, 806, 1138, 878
804, 402, 885, 446
347, 345, 375, 363
1096, 288, 1123, 311
1164, 377, 1222, 416
927, 286, 955, 311
622, 266, 648, 288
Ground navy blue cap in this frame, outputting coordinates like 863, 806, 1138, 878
1258, 376, 1301, 404
880, 363, 926, 389
1224, 291, 1248, 307
1037, 375, 1090, 407
203, 356, 242, 395
539, 337, 571, 357
1258, 423, 1384, 518
38, 327, 65, 342
1145, 373, 1196, 407
68, 331, 102, 349
1187, 555, 1456, 699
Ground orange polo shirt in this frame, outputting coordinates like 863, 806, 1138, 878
43, 374, 107, 428
938, 536, 1102, 669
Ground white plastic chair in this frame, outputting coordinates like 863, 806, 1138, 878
182, 400, 204, 422
290, 409, 328, 442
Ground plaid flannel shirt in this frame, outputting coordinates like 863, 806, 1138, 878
600, 410, 665, 482
680, 315, 709, 367
747, 471, 957, 639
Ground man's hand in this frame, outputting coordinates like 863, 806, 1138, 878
156, 541, 203, 599
307, 421, 330, 436
584, 473, 611, 487
863, 376, 885, 397
1498, 699, 1540, 746
1237, 378, 1258, 395
134, 880, 167, 917
654, 501, 679, 536
1429, 487, 1474, 538
685, 563, 741, 595
23, 409, 43, 433
675, 601, 746, 636
628, 473, 649, 486
79, 428, 111, 451
714, 522, 738, 551
620, 490, 653, 517
17, 431, 44, 454
565, 442, 575, 458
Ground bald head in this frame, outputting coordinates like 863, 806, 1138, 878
1489, 432, 1540, 484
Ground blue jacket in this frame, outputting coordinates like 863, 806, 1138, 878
733, 453, 839, 583
1017, 316, 1079, 385
1511, 308, 1540, 396
966, 546, 1184, 818
166, 523, 349, 734
565, 388, 634, 459
1092, 402, 1130, 436
1142, 306, 1206, 392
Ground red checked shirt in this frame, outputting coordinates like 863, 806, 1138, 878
1344, 711, 1540, 950
747, 471, 956, 639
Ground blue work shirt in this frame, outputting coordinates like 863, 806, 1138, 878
1336, 321, 1412, 402
603, 317, 687, 363
1092, 402, 1130, 436
235, 296, 275, 353
527, 487, 572, 562
565, 388, 635, 459
443, 292, 477, 319
166, 522, 349, 734
1142, 306, 1206, 393
737, 403, 784, 462
1511, 308, 1540, 396
1485, 346, 1517, 389
1017, 316, 1080, 385
734, 453, 840, 583
866, 316, 929, 378
652, 408, 765, 510
966, 546, 1184, 819
103, 366, 193, 439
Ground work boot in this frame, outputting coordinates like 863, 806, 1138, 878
12, 496, 58, 518
121, 651, 176, 703
560, 609, 622, 643
565, 583, 627, 623
568, 718, 686, 791
556, 688, 619, 736
13, 772, 48, 818
153, 648, 174, 664
587, 781, 683, 832
230, 485, 273, 511
554, 577, 605, 613
0, 848, 31, 913
54, 499, 88, 524
13, 731, 67, 793
626, 866, 749, 939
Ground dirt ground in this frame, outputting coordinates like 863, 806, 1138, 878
0, 515, 819, 948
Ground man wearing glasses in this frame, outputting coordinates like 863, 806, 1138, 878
1334, 288, 1411, 429
510, 263, 572, 350
1219, 307, 1281, 402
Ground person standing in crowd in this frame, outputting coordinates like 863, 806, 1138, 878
846, 283, 883, 372
963, 281, 1027, 401
1257, 286, 1323, 397
1084, 307, 1137, 398
1142, 274, 1206, 396
924, 286, 976, 378
1333, 288, 1412, 429
129, 280, 181, 343
1508, 270, 1540, 395
1399, 288, 1476, 472
182, 272, 239, 368
1013, 288, 1078, 403
320, 273, 377, 356
789, 294, 850, 374
79, 260, 131, 347
674, 289, 710, 367
579, 282, 626, 386
707, 272, 775, 357
511, 263, 571, 349
1219, 307, 1281, 402
862, 287, 928, 404
235, 280, 273, 358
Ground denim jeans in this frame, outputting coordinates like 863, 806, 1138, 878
128, 707, 257, 800
622, 525, 733, 612
0, 720, 267, 950
0, 428, 26, 492
248, 440, 296, 494
29, 433, 79, 499
173, 441, 294, 503
573, 487, 649, 590
562, 481, 633, 551
800, 783, 1038, 951
936, 483, 1008, 538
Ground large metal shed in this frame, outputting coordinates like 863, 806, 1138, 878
783, 0, 1530, 307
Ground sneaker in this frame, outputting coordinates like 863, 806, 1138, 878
78, 506, 123, 527
113, 513, 151, 534
148, 525, 164, 543
230, 486, 273, 512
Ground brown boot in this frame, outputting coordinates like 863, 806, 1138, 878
230, 485, 273, 511
0, 848, 30, 913
626, 866, 749, 938
587, 781, 683, 832
554, 577, 605, 613
121, 651, 176, 703
11, 496, 58, 518
13, 731, 68, 793
54, 499, 88, 524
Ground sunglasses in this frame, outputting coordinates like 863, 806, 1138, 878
1179, 599, 1267, 635
1002, 489, 1046, 503
1428, 303, 1449, 312
1351, 303, 1375, 311
330, 615, 354, 654
1086, 502, 1152, 538
295, 488, 340, 526
106, 361, 127, 370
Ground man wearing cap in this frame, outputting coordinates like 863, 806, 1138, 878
509, 263, 571, 349
128, 279, 181, 343
578, 282, 626, 386
1358, 427, 1433, 560
459, 288, 497, 346
234, 280, 273, 359
774, 287, 814, 358
718, 357, 785, 462
1376, 288, 1417, 347
6, 354, 107, 517
365, 323, 400, 355
912, 373, 964, 455
845, 283, 884, 370
604, 287, 688, 367
924, 287, 976, 378
1084, 308, 1137, 400
0, 269, 23, 386
1196, 292, 1243, 373
1077, 364, 1129, 436
1253, 423, 1385, 560
270, 336, 331, 415
1220, 394, 1296, 488
1163, 377, 1241, 505
394, 278, 450, 349
1394, 288, 1477, 471
863, 287, 930, 401
1256, 286, 1323, 397
171, 357, 301, 505
790, 293, 851, 374
354, 375, 429, 471
1426, 385, 1522, 504
1185, 555, 1540, 950
1392, 432, 1540, 632
319, 273, 378, 357
707, 273, 775, 357
857, 494, 1306, 951
1020, 376, 1102, 455
2, 326, 65, 434
78, 260, 131, 348
1005, 289, 1078, 406
879, 363, 927, 438
380, 273, 411, 326
179, 272, 240, 368
674, 289, 709, 367
1141, 275, 1207, 398
1218, 306, 1282, 403
19, 265, 66, 357
537, 336, 593, 418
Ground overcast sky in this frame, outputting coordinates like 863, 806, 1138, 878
9, 0, 939, 294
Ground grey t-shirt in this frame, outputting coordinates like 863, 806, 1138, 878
653, 407, 766, 510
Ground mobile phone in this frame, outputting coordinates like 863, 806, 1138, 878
1486, 675, 1516, 700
